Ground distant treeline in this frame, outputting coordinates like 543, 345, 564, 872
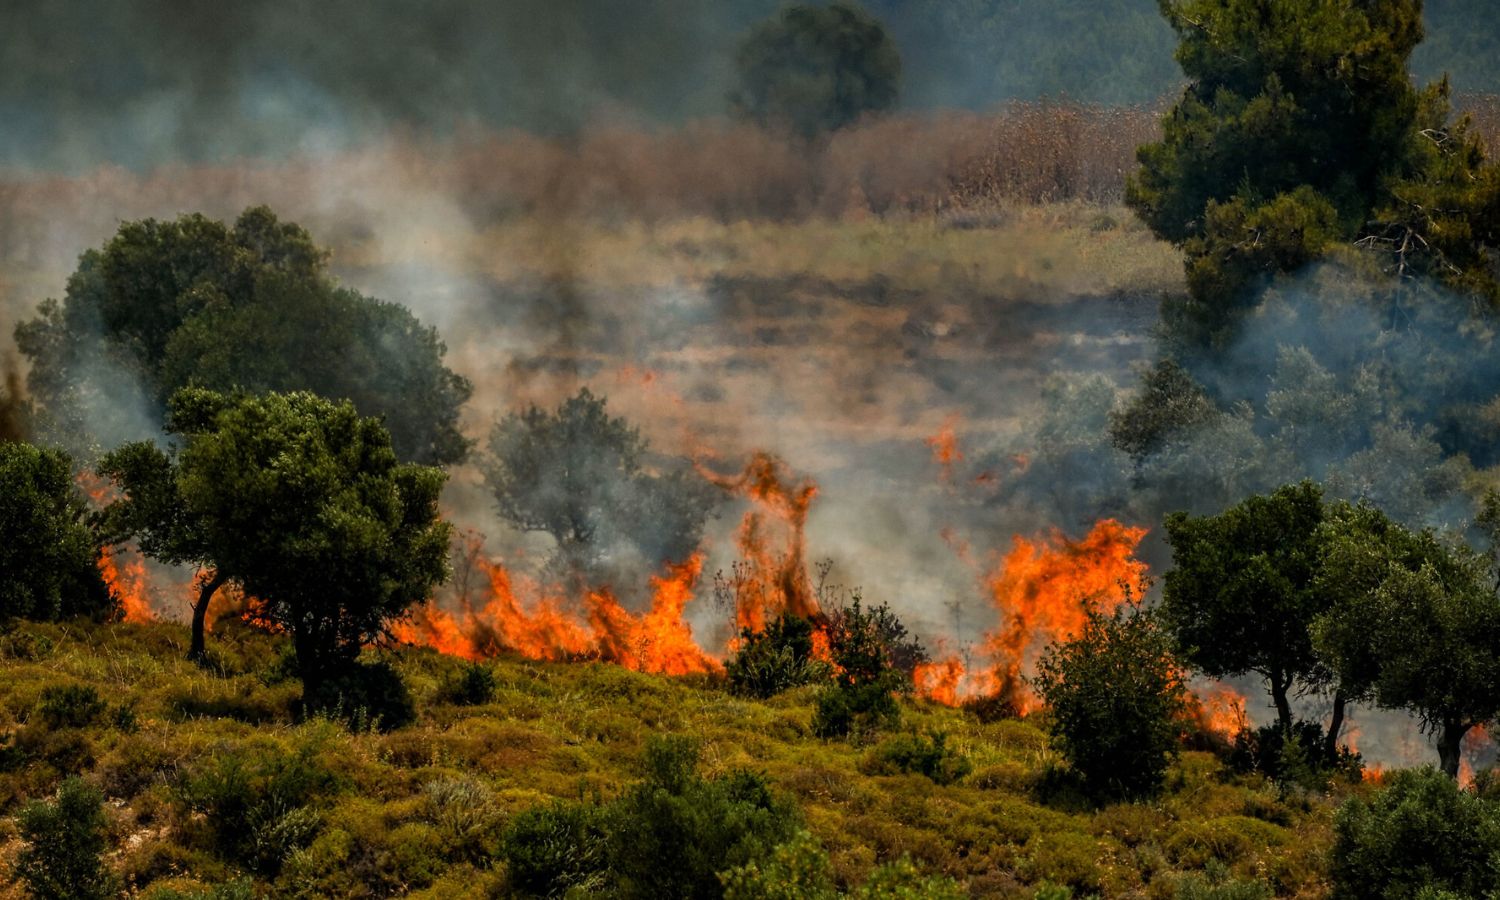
2, 0, 1495, 171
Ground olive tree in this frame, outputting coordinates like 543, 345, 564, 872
0, 442, 114, 623
155, 388, 451, 699
15, 206, 472, 464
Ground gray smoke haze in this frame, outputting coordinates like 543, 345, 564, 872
6, 1, 1493, 174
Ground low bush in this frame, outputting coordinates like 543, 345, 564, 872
437, 661, 498, 706
300, 659, 416, 732
1032, 602, 1188, 801
36, 683, 107, 729
177, 744, 338, 875
15, 776, 119, 900
726, 614, 824, 699
863, 731, 973, 785
1331, 766, 1500, 899
500, 735, 803, 899
1229, 721, 1362, 788
719, 829, 966, 900
810, 598, 915, 739
502, 800, 614, 898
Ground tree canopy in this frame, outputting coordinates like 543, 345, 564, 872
15, 207, 472, 465
484, 389, 719, 585
1032, 600, 1189, 800
1162, 481, 1334, 736
155, 388, 451, 697
0, 442, 114, 624
730, 2, 902, 139
1314, 500, 1500, 778
1129, 0, 1500, 348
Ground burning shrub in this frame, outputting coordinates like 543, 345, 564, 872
1228, 721, 1362, 789
1332, 766, 1500, 899
0, 442, 115, 624
15, 776, 119, 900
862, 730, 973, 786
726, 614, 825, 699
1032, 600, 1189, 801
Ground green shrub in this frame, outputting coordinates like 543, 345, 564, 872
1174, 863, 1274, 900
15, 776, 119, 900
719, 829, 965, 899
421, 776, 502, 863
610, 735, 802, 898
438, 661, 497, 706
810, 597, 917, 739
36, 683, 107, 729
863, 731, 972, 785
500, 735, 803, 899
301, 659, 415, 732
1032, 601, 1187, 800
1331, 766, 1500, 899
142, 879, 254, 900
1229, 720, 1361, 788
177, 745, 336, 875
726, 614, 823, 699
812, 681, 900, 739
502, 801, 613, 898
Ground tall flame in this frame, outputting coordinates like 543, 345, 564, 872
97, 545, 155, 624
698, 452, 821, 632
914, 519, 1149, 712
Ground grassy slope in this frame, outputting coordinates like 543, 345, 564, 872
0, 620, 1350, 898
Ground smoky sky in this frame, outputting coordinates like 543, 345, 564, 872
7, 1, 1494, 174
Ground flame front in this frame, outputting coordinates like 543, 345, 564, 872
914, 519, 1149, 712
97, 545, 155, 624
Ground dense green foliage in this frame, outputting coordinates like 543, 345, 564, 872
500, 735, 802, 899
1332, 767, 1500, 899
1032, 601, 1189, 800
485, 389, 719, 585
0, 442, 114, 624
14, 207, 472, 464
1129, 0, 1500, 347
726, 614, 824, 699
146, 388, 451, 704
1314, 501, 1500, 778
15, 776, 118, 900
1162, 482, 1334, 734
730, 3, 902, 138
811, 598, 920, 739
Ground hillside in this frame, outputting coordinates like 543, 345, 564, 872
0, 619, 1345, 898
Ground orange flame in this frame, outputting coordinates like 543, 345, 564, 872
925, 419, 964, 484
97, 545, 155, 624
913, 519, 1149, 712
1192, 683, 1248, 739
698, 452, 820, 632
398, 552, 721, 676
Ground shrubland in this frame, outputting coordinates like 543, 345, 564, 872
0, 617, 1351, 898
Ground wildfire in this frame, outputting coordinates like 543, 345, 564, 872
397, 551, 721, 676
925, 419, 964, 484
913, 519, 1149, 712
1191, 683, 1248, 739
697, 452, 821, 632
97, 544, 155, 624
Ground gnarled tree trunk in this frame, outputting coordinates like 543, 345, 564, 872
188, 569, 228, 664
